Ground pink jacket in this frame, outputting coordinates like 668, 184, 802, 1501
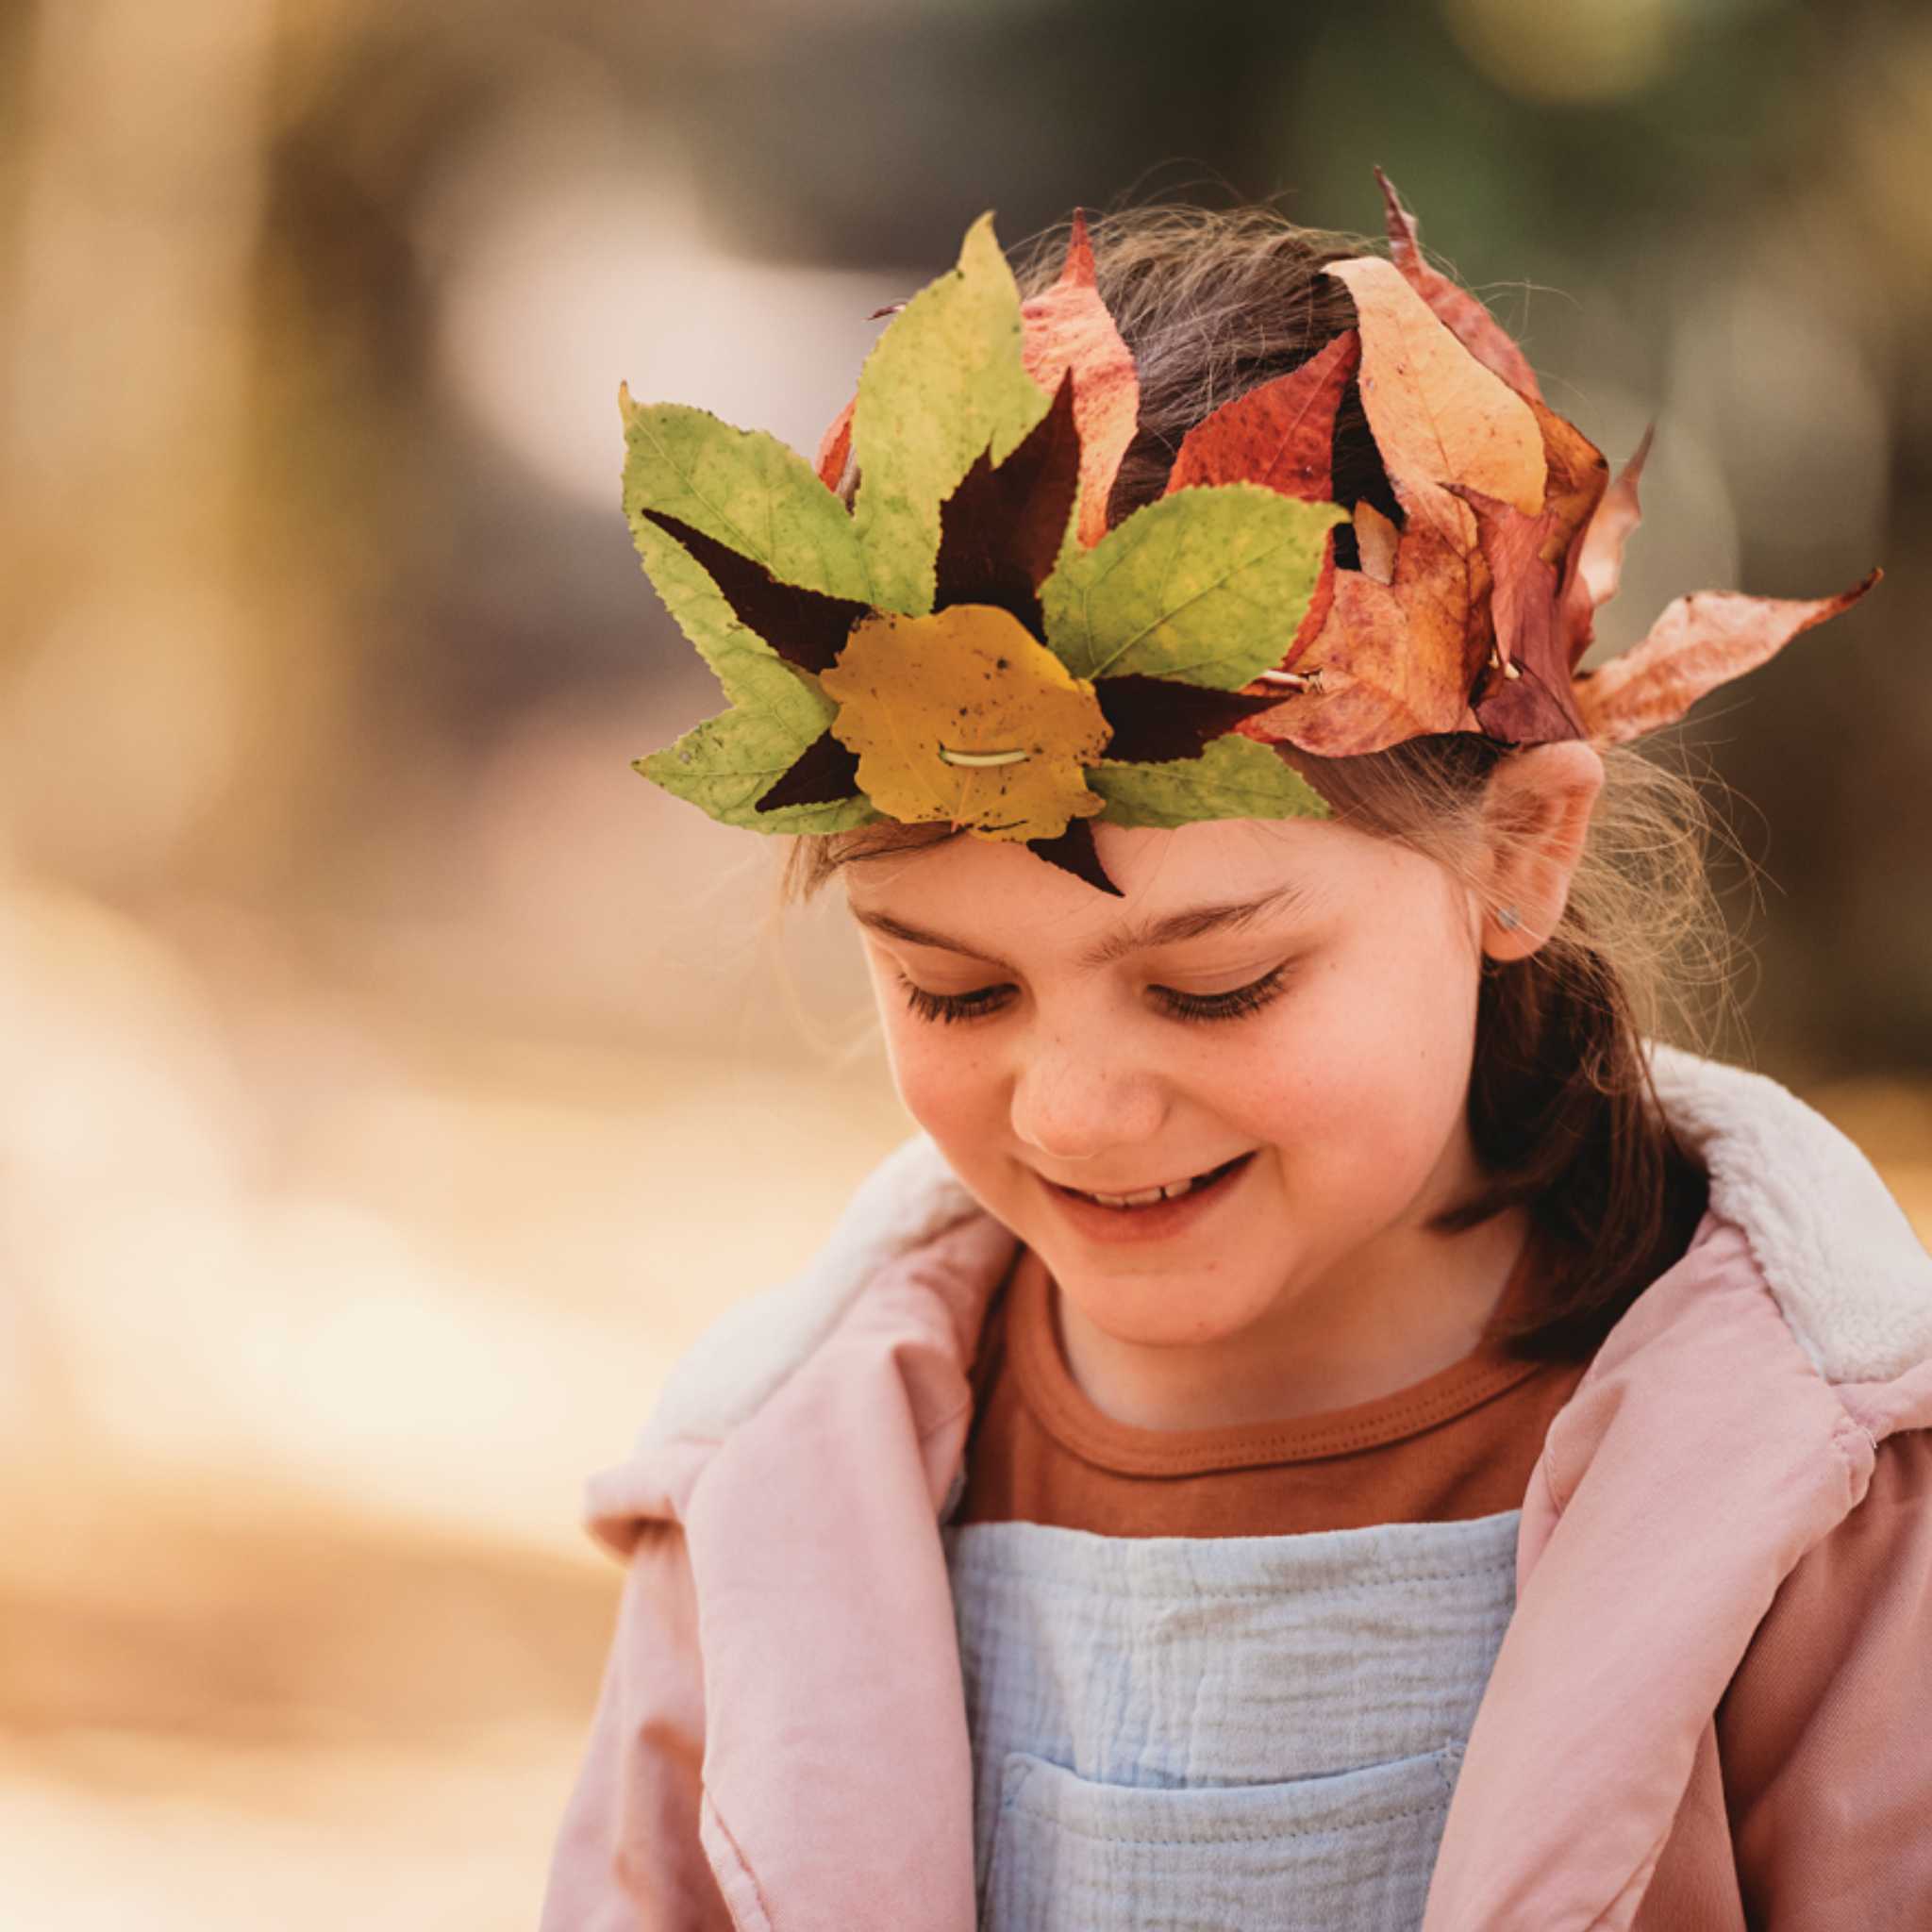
539, 1043, 1932, 1930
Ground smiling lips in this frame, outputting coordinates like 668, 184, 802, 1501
1046, 1152, 1253, 1211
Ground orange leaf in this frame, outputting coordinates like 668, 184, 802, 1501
1163, 330, 1359, 499
1238, 520, 1485, 755
1324, 255, 1545, 556
1559, 426, 1651, 669
1574, 571, 1880, 744
1375, 167, 1542, 403
1020, 209, 1141, 547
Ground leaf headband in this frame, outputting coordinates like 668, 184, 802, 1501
623, 171, 1878, 895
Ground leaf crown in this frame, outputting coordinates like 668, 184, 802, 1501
623, 171, 1877, 895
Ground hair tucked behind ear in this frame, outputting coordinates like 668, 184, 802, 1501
783, 198, 1742, 1363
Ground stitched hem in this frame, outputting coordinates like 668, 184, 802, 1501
699, 1788, 777, 1932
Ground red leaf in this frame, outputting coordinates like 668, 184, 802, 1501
1375, 167, 1542, 403
1559, 426, 1651, 670
1163, 331, 1360, 499
1574, 570, 1880, 744
1019, 210, 1141, 547
815, 395, 856, 492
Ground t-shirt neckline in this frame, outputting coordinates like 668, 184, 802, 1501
1008, 1233, 1551, 1478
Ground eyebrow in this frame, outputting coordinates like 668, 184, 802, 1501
849, 883, 1316, 974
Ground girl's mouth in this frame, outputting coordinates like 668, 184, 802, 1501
1055, 1152, 1253, 1209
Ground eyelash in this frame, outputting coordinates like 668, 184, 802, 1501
894, 964, 1293, 1027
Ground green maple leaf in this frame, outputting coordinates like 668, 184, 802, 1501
635, 649, 875, 834
622, 391, 873, 606
628, 504, 874, 832
1088, 733, 1331, 828
1042, 483, 1346, 690
850, 213, 1052, 618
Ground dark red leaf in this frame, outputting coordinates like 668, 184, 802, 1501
640, 509, 869, 675
754, 729, 864, 813
1095, 675, 1284, 763
1450, 483, 1587, 743
1025, 815, 1124, 895
934, 371, 1081, 634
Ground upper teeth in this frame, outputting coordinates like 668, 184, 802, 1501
1086, 1175, 1197, 1208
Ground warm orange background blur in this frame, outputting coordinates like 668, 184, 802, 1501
3, 0, 1928, 1923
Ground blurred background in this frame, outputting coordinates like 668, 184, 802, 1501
2, 0, 1928, 1922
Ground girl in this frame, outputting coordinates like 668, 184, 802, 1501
541, 183, 1930, 1930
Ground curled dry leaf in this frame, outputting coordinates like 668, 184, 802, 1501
1239, 517, 1483, 755
1324, 256, 1545, 555
1375, 166, 1542, 403
1574, 571, 1880, 744
1019, 209, 1141, 547
1450, 483, 1586, 743
1561, 425, 1652, 669
821, 603, 1110, 839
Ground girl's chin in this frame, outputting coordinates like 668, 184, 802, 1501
1050, 1278, 1282, 1354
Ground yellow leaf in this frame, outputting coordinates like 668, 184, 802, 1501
821, 605, 1111, 841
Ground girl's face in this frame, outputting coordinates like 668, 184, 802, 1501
844, 813, 1497, 1360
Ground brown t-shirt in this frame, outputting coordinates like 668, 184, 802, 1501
955, 1230, 1593, 1537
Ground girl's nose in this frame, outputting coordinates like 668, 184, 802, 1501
1008, 1024, 1169, 1165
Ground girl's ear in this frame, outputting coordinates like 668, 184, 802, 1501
1476, 740, 1605, 961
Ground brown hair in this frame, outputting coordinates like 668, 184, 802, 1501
783, 201, 1734, 1363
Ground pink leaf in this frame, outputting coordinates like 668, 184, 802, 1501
1574, 571, 1880, 744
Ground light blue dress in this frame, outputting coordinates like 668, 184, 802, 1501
942, 1509, 1521, 1932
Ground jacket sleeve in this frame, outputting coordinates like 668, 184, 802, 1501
1715, 1426, 1932, 1929
539, 1519, 736, 1932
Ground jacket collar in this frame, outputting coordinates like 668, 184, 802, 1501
640, 1042, 1932, 1472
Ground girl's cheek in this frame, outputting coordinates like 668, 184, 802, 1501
880, 1018, 987, 1141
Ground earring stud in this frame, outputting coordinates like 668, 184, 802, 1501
1496, 905, 1523, 931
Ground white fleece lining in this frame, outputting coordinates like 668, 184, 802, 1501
1645, 1042, 1932, 1382
642, 1044, 1932, 1449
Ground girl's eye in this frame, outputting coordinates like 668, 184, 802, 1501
1155, 963, 1291, 1022
896, 977, 1015, 1025
893, 963, 1292, 1027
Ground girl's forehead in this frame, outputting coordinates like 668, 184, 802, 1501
841, 816, 1434, 953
